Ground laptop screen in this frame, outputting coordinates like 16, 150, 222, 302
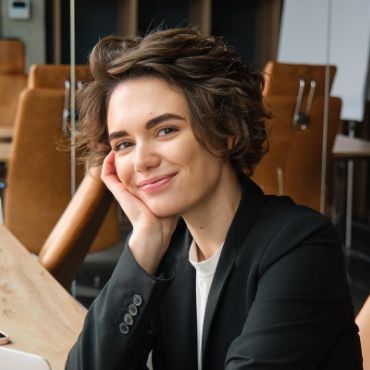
0, 347, 51, 370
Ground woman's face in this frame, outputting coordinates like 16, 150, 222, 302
107, 76, 230, 217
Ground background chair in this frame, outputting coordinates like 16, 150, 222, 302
252, 61, 341, 212
27, 64, 92, 89
5, 87, 78, 253
38, 166, 117, 289
0, 39, 27, 128
4, 64, 123, 293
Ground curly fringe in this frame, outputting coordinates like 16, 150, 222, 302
76, 27, 271, 175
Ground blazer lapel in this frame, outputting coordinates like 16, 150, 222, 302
201, 177, 266, 360
174, 229, 198, 368
161, 227, 198, 370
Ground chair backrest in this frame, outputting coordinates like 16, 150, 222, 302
356, 296, 370, 370
252, 61, 341, 211
4, 64, 121, 256
28, 64, 92, 89
0, 39, 25, 74
0, 39, 27, 127
38, 167, 117, 288
263, 61, 336, 96
4, 88, 74, 253
282, 96, 341, 210
252, 95, 296, 195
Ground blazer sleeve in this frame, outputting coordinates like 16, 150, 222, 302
224, 210, 362, 369
65, 238, 176, 370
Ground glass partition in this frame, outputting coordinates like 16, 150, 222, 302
68, 3, 333, 223
66, 0, 370, 304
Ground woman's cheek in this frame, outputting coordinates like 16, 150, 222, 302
115, 158, 132, 186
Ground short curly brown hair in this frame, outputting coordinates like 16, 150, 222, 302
77, 27, 270, 176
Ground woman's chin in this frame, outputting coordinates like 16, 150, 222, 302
145, 202, 180, 218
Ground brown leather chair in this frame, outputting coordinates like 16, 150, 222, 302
282, 97, 341, 211
262, 61, 336, 97
4, 65, 121, 261
38, 167, 117, 288
0, 39, 27, 127
27, 64, 92, 89
253, 95, 295, 195
4, 88, 75, 253
252, 61, 341, 211
356, 296, 370, 369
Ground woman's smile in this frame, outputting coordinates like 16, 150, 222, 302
136, 173, 178, 193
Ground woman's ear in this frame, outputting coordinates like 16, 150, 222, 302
227, 136, 240, 150
227, 137, 234, 150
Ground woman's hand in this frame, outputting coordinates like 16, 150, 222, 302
101, 151, 178, 275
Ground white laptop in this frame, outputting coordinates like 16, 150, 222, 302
0, 346, 51, 370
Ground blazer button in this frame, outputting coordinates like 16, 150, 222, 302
133, 294, 143, 307
124, 313, 134, 326
128, 304, 138, 316
119, 322, 129, 335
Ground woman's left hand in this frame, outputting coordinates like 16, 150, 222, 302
101, 151, 178, 275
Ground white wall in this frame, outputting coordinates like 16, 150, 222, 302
279, 0, 370, 122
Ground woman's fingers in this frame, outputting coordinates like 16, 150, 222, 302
101, 150, 118, 181
101, 151, 128, 197
101, 151, 155, 223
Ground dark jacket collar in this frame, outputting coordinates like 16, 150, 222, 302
163, 176, 266, 369
201, 176, 266, 359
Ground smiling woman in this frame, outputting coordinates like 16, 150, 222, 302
66, 28, 362, 370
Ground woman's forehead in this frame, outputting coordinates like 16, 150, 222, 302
107, 77, 191, 130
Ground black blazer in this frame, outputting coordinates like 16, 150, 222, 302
66, 178, 362, 370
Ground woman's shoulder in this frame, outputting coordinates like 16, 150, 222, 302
253, 194, 342, 271
241, 177, 333, 235
261, 194, 334, 232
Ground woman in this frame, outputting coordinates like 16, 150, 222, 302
66, 28, 362, 370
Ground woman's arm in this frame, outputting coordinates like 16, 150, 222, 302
66, 152, 178, 370
65, 238, 176, 370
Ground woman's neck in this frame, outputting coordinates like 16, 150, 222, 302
182, 166, 242, 262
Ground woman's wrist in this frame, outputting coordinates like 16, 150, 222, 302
128, 230, 168, 275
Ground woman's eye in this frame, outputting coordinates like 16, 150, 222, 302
115, 141, 133, 151
158, 127, 177, 136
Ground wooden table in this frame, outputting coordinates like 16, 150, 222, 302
332, 133, 370, 248
0, 225, 86, 370
332, 134, 370, 159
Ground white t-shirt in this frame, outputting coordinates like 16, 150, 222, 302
189, 241, 223, 370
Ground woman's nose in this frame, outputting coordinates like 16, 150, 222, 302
133, 142, 160, 172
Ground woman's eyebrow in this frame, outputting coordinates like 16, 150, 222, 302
108, 130, 128, 142
108, 113, 185, 143
145, 113, 185, 129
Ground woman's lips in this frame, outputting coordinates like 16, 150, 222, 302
137, 173, 177, 193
